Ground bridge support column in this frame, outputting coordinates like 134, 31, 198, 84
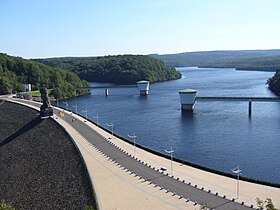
248, 100, 252, 117
105, 89, 109, 96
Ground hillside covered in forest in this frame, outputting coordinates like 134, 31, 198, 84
34, 55, 182, 84
268, 70, 280, 95
150, 49, 280, 71
0, 53, 88, 99
151, 50, 280, 95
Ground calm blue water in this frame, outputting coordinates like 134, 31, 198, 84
64, 67, 280, 183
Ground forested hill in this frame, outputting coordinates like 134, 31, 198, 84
34, 55, 182, 84
151, 49, 280, 95
268, 70, 280, 95
150, 49, 280, 71
0, 53, 88, 99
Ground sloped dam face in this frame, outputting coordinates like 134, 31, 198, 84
0, 100, 95, 209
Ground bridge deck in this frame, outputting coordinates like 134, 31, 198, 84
79, 84, 137, 89
196, 96, 280, 102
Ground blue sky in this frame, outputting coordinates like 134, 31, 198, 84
1, 0, 280, 58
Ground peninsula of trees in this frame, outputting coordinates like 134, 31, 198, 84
268, 70, 280, 95
0, 53, 88, 99
34, 55, 182, 84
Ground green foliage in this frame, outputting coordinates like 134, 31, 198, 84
83, 205, 96, 210
0, 199, 16, 210
150, 50, 280, 71
0, 53, 88, 99
34, 55, 182, 84
151, 50, 280, 95
28, 89, 52, 97
256, 198, 278, 210
268, 69, 280, 95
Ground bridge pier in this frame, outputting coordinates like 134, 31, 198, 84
248, 100, 252, 117
105, 89, 109, 96
193, 95, 280, 116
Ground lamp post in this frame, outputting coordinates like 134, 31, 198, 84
106, 122, 114, 138
56, 99, 59, 107
82, 109, 88, 121
92, 115, 99, 126
73, 105, 78, 114
232, 165, 242, 199
128, 133, 137, 155
165, 147, 175, 175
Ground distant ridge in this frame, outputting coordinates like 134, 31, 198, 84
149, 49, 280, 71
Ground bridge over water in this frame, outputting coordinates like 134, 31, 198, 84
80, 84, 280, 116
196, 96, 280, 116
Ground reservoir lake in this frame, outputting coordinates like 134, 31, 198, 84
64, 67, 280, 184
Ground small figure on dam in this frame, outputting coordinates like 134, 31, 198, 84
40, 84, 53, 118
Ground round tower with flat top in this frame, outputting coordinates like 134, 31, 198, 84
179, 89, 197, 111
137, 80, 150, 95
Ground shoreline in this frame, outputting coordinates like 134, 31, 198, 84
176, 65, 276, 72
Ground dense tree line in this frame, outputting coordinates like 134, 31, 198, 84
268, 69, 280, 95
151, 50, 280, 95
0, 53, 88, 99
151, 50, 280, 71
34, 55, 182, 84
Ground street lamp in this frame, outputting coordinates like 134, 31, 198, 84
82, 109, 88, 121
73, 105, 78, 114
165, 147, 175, 175
106, 122, 114, 138
128, 133, 137, 155
232, 165, 242, 199
92, 115, 99, 126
